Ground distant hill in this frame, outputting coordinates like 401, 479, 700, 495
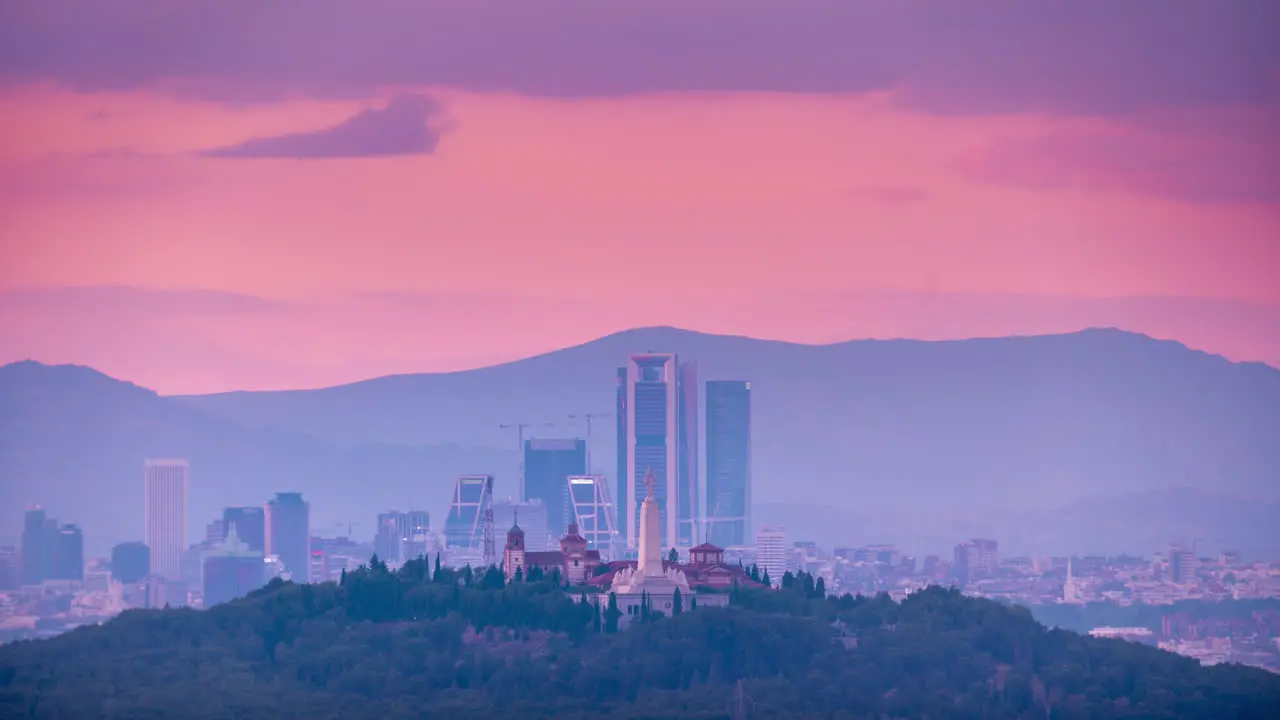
0, 361, 506, 553
175, 327, 1280, 548
4, 327, 1279, 558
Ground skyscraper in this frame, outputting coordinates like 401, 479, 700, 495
706, 380, 751, 547
523, 438, 586, 538
618, 354, 698, 550
615, 367, 628, 544
222, 507, 266, 553
567, 475, 618, 556
21, 507, 54, 586
144, 459, 189, 581
51, 524, 84, 581
265, 492, 310, 583
443, 475, 493, 551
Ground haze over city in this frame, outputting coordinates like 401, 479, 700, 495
2, 2, 1279, 716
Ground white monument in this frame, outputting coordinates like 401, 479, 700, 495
603, 469, 711, 625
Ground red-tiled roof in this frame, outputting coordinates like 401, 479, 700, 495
525, 551, 565, 567
586, 560, 765, 589
690, 543, 723, 552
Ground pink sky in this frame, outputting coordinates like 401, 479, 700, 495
1, 2, 1277, 393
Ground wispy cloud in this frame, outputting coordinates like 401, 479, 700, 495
200, 95, 444, 159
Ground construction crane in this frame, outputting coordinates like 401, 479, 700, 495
567, 412, 612, 475
499, 421, 556, 501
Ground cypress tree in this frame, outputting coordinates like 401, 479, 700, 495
672, 587, 683, 615
604, 593, 620, 633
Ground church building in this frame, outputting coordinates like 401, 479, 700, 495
503, 517, 602, 584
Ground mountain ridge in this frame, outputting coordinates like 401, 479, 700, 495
3, 326, 1277, 558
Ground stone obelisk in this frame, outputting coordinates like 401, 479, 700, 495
638, 468, 664, 577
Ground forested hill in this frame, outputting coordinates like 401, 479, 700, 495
1, 561, 1278, 719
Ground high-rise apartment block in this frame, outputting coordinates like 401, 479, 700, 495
374, 510, 430, 563
705, 380, 751, 547
953, 538, 999, 586
144, 459, 189, 581
755, 526, 788, 587
617, 354, 698, 550
1169, 545, 1200, 585
265, 492, 310, 583
523, 438, 586, 538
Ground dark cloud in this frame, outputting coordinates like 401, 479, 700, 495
200, 94, 442, 159
0, 1, 1276, 115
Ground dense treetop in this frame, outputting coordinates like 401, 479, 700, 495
1, 557, 1278, 719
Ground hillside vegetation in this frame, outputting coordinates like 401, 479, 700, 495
2, 558, 1278, 719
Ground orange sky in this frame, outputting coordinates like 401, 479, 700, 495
1, 82, 1277, 393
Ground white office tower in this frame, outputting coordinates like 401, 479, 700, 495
755, 526, 788, 587
567, 475, 619, 559
144, 459, 189, 580
492, 498, 550, 551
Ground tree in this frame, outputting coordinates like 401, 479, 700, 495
801, 572, 816, 599
514, 567, 524, 583
761, 569, 772, 587
815, 576, 826, 598
782, 571, 795, 589
591, 599, 602, 634
604, 592, 621, 633
433, 552, 442, 581
749, 564, 761, 583
672, 588, 683, 615
690, 595, 697, 611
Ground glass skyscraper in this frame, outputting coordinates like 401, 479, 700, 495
266, 492, 310, 583
523, 438, 586, 539
706, 380, 751, 547
443, 475, 492, 551
618, 354, 699, 550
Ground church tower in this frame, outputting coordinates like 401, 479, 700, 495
503, 517, 526, 582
